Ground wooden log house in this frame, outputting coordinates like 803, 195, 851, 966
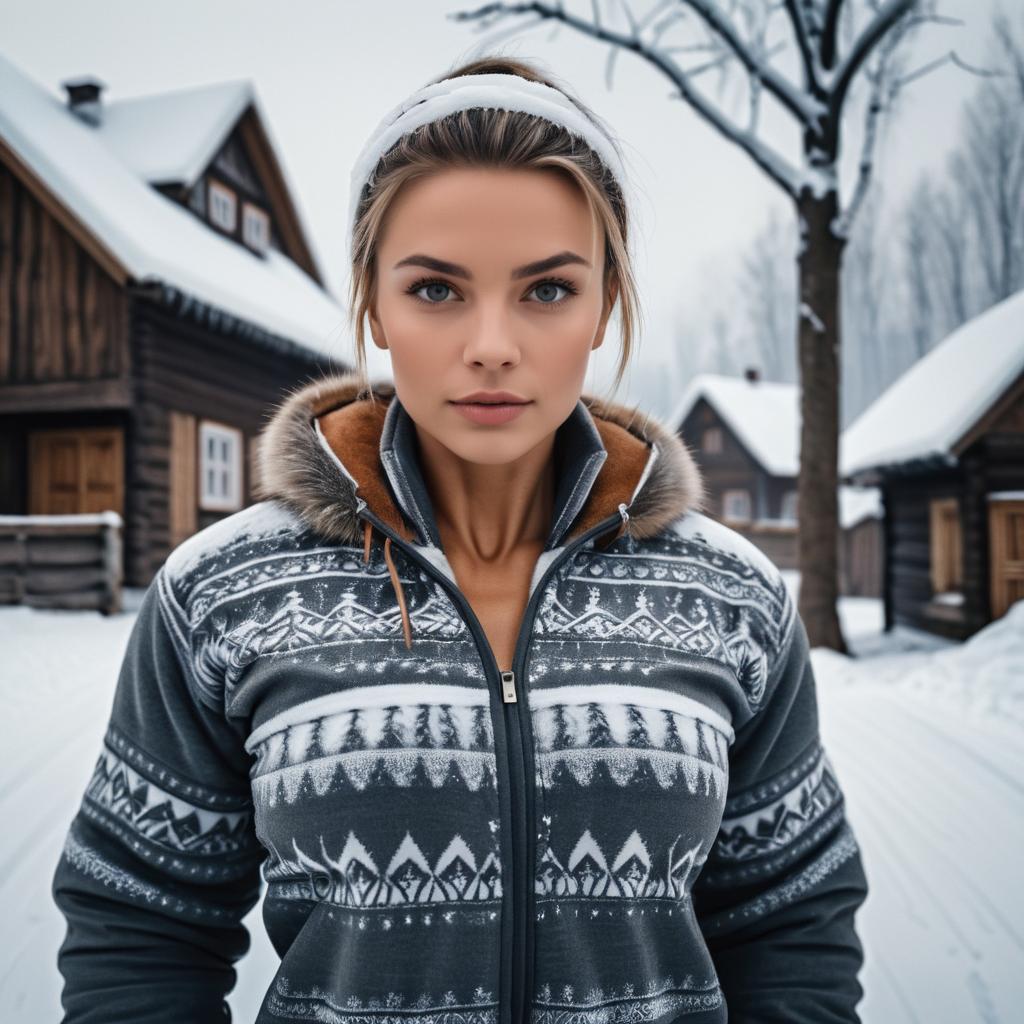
671, 369, 883, 597
0, 55, 346, 588
842, 289, 1024, 640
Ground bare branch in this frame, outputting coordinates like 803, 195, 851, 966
821, 0, 846, 70
635, 0, 677, 37
784, 0, 822, 89
681, 0, 824, 126
617, 0, 640, 38
827, 0, 916, 155
650, 7, 690, 49
834, 83, 886, 238
450, 0, 804, 198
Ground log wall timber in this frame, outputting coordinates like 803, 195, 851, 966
124, 297, 332, 585
0, 163, 129, 387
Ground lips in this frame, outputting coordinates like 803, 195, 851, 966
450, 391, 531, 405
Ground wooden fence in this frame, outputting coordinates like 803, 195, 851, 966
0, 512, 123, 614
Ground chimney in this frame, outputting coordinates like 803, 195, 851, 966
744, 366, 760, 383
62, 77, 106, 127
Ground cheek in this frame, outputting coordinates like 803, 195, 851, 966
378, 302, 449, 369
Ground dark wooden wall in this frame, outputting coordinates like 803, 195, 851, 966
679, 399, 784, 520
883, 384, 1024, 640
0, 162, 129, 388
124, 298, 332, 585
884, 468, 967, 639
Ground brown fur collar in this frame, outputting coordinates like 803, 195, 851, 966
254, 371, 705, 548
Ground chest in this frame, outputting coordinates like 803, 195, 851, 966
444, 542, 545, 672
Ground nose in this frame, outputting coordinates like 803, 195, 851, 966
461, 303, 521, 369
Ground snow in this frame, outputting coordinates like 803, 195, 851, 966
94, 79, 252, 186
799, 300, 826, 333
0, 512, 123, 527
839, 485, 882, 529
669, 373, 802, 476
0, 53, 345, 358
2, 588, 1023, 1021
841, 289, 1024, 478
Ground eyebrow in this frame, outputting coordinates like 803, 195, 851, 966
392, 250, 591, 280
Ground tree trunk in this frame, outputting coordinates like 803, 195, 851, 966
796, 188, 847, 652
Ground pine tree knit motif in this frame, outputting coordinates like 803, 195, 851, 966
52, 374, 869, 1024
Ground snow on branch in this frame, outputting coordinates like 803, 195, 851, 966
452, 0, 960, 212
827, 0, 916, 137
785, 0, 825, 89
680, 0, 826, 125
452, 0, 811, 197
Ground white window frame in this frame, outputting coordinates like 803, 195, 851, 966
208, 179, 237, 233
722, 489, 752, 523
199, 420, 243, 512
242, 201, 270, 253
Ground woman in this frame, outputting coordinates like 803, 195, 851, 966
52, 56, 869, 1024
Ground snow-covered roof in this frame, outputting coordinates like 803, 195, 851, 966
669, 373, 800, 477
839, 485, 882, 529
841, 289, 1024, 478
0, 53, 346, 358
95, 79, 252, 185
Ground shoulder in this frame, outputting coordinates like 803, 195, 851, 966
625, 510, 797, 709
664, 510, 788, 593
162, 499, 311, 598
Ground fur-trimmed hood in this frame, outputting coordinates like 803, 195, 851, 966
252, 372, 705, 652
254, 371, 705, 552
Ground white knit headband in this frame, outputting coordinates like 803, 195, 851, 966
346, 72, 631, 258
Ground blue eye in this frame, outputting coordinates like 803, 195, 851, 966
405, 276, 580, 307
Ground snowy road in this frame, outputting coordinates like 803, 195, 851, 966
1, 594, 1021, 1022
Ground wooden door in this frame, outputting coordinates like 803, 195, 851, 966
169, 411, 198, 548
989, 499, 1024, 619
28, 427, 124, 516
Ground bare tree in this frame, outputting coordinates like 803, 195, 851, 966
884, 8, 1024, 369
951, 74, 1024, 305
450, 0, 964, 649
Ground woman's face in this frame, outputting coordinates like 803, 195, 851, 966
367, 165, 617, 467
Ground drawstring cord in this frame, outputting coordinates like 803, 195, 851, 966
363, 520, 413, 650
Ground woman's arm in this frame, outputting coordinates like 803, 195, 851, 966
51, 564, 266, 1023
692, 589, 870, 1023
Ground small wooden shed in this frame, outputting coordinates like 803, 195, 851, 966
670, 369, 883, 596
841, 290, 1024, 640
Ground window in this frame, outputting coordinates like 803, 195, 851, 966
242, 202, 270, 253
701, 427, 723, 453
930, 497, 963, 595
208, 179, 237, 232
199, 421, 243, 512
722, 489, 752, 523
781, 489, 799, 523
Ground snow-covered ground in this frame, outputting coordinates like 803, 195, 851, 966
2, 587, 1022, 1022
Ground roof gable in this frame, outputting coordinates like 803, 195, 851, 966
671, 373, 800, 477
0, 52, 341, 357
841, 289, 1024, 478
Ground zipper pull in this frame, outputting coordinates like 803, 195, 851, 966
500, 669, 517, 703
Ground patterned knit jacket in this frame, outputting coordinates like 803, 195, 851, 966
52, 373, 870, 1024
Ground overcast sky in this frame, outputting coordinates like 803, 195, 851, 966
1, 0, 1004, 413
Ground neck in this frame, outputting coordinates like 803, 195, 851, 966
415, 423, 557, 563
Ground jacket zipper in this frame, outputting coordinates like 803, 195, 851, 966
358, 505, 627, 1024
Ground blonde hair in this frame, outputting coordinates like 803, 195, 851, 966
346, 56, 642, 403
